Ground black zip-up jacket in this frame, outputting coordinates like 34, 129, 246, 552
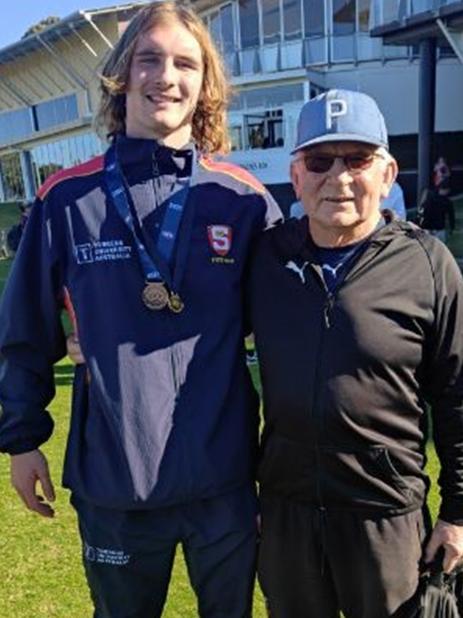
247, 217, 463, 524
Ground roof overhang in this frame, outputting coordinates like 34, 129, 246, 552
0, 2, 146, 66
370, 1, 463, 45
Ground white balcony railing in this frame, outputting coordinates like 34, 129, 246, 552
370, 0, 462, 29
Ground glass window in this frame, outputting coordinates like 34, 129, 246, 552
239, 0, 260, 48
411, 0, 434, 14
0, 108, 33, 146
383, 0, 400, 23
209, 11, 221, 48
303, 0, 325, 36
35, 94, 79, 132
30, 132, 105, 185
244, 83, 304, 108
262, 0, 281, 45
230, 126, 243, 151
74, 135, 87, 164
283, 0, 302, 41
229, 92, 245, 111
208, 4, 236, 54
220, 4, 235, 54
245, 110, 284, 149
358, 0, 371, 31
69, 136, 80, 166
333, 0, 356, 35
0, 153, 25, 200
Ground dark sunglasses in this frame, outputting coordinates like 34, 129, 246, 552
297, 152, 384, 174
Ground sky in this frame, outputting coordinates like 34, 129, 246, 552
0, 1, 140, 49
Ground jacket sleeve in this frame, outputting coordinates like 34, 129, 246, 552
243, 190, 282, 337
423, 240, 463, 524
262, 188, 283, 230
0, 196, 66, 455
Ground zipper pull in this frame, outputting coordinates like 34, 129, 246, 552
324, 295, 334, 328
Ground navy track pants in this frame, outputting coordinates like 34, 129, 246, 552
72, 486, 258, 617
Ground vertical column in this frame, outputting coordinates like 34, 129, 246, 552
417, 37, 436, 203
0, 160, 6, 203
19, 150, 37, 201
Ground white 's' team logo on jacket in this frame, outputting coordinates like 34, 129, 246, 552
207, 225, 232, 257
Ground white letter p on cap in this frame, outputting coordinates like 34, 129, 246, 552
326, 99, 347, 129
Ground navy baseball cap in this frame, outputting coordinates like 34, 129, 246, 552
292, 89, 389, 154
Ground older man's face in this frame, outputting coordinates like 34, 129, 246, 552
291, 141, 396, 245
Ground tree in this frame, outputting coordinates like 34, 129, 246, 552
22, 16, 61, 39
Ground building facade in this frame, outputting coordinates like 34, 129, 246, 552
0, 0, 461, 213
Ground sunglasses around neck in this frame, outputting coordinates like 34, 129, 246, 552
296, 152, 384, 174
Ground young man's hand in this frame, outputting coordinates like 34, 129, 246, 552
10, 449, 56, 518
67, 334, 85, 364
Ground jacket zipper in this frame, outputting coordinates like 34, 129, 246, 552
324, 293, 334, 328
305, 242, 380, 543
307, 266, 331, 514
310, 272, 332, 574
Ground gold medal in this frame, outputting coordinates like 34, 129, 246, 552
142, 282, 169, 311
168, 292, 184, 314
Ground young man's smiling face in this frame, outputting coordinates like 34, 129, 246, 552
125, 19, 204, 148
291, 141, 397, 246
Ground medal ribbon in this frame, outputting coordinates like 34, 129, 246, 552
104, 144, 194, 294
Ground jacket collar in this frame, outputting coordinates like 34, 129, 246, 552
114, 133, 195, 179
272, 213, 417, 263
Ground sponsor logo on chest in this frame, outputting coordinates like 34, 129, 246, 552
75, 239, 132, 265
207, 225, 235, 264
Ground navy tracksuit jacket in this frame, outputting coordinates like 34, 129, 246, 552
0, 135, 280, 510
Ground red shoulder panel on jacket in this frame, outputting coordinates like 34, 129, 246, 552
37, 155, 105, 201
199, 157, 266, 195
62, 287, 78, 335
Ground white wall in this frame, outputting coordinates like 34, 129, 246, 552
323, 59, 462, 136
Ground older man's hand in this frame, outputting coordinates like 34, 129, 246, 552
425, 519, 463, 573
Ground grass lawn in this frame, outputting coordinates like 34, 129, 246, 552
0, 231, 447, 617
0, 358, 268, 617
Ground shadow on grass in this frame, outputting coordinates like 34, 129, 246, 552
54, 362, 75, 386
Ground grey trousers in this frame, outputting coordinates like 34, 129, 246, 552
258, 493, 431, 618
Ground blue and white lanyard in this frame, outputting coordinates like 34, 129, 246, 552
104, 144, 194, 294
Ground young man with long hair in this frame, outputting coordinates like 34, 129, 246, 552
0, 3, 280, 616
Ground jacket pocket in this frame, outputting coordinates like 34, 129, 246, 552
372, 446, 412, 497
321, 444, 421, 511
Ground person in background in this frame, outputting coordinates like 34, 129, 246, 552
434, 155, 451, 195
419, 186, 455, 243
5, 201, 33, 254
0, 3, 280, 617
380, 179, 406, 220
247, 89, 463, 617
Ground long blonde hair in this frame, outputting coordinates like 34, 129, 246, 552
96, 1, 231, 154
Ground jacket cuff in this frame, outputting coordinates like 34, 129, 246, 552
2, 440, 44, 455
438, 499, 463, 525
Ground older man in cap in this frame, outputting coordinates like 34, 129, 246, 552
247, 89, 463, 617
